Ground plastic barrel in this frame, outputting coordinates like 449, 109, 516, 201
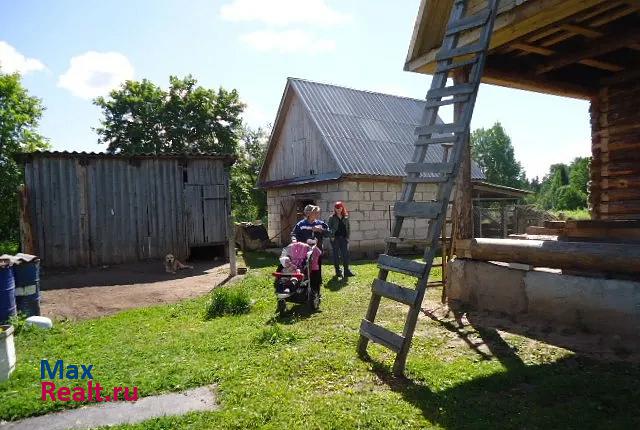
13, 261, 41, 317
0, 266, 17, 324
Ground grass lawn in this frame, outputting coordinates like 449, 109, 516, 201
1, 252, 639, 429
552, 208, 591, 220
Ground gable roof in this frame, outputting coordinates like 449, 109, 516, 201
258, 78, 485, 186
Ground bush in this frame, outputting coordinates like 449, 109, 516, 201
255, 324, 297, 345
204, 287, 251, 319
553, 185, 587, 210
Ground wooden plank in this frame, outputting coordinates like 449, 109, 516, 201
403, 177, 448, 186
425, 95, 469, 109
526, 226, 564, 235
427, 83, 476, 99
436, 42, 485, 61
510, 42, 623, 71
415, 123, 466, 136
435, 57, 478, 73
536, 28, 640, 75
378, 254, 427, 278
446, 9, 491, 36
359, 320, 404, 353
405, 162, 454, 174
372, 279, 418, 306
415, 135, 458, 146
394, 201, 442, 219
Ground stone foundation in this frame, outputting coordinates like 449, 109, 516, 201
447, 259, 640, 346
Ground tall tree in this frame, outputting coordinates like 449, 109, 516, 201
230, 126, 269, 221
569, 156, 590, 195
471, 122, 526, 188
94, 75, 244, 155
0, 71, 49, 244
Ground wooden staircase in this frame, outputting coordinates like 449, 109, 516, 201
357, 0, 501, 376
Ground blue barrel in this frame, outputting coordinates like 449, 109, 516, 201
0, 265, 17, 324
13, 260, 41, 317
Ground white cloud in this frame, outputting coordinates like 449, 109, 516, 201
0, 41, 45, 75
242, 100, 272, 127
220, 0, 349, 26
58, 51, 134, 99
241, 30, 335, 54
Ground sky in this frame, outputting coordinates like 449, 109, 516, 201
0, 0, 591, 180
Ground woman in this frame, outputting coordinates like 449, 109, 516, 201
328, 201, 354, 278
291, 205, 328, 295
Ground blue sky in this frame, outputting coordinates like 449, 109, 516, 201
1, 0, 590, 179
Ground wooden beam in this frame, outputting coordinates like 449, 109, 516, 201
456, 238, 640, 274
511, 42, 624, 72
559, 23, 602, 38
483, 66, 595, 99
405, 0, 609, 73
601, 69, 640, 86
536, 28, 640, 75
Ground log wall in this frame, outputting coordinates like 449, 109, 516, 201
590, 77, 640, 220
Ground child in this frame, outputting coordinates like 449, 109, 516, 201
279, 256, 301, 275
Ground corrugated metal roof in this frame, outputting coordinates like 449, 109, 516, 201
16, 151, 235, 164
290, 78, 485, 180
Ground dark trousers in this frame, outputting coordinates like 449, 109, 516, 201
331, 236, 350, 272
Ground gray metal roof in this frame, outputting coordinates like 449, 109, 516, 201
290, 78, 485, 179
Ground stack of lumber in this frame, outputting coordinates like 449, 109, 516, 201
515, 220, 640, 243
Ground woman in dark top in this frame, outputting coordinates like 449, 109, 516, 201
327, 201, 354, 278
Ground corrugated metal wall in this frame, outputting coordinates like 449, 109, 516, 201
23, 154, 230, 267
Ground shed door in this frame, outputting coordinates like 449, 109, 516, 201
185, 184, 227, 246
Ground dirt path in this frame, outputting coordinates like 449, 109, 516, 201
39, 261, 232, 320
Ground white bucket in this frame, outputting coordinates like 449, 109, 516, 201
0, 325, 16, 382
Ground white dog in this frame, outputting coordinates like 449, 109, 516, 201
164, 254, 193, 274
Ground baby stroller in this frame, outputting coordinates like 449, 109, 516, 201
272, 240, 322, 314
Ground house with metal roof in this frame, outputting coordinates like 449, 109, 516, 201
258, 78, 524, 256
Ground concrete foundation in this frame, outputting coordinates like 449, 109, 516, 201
447, 259, 640, 347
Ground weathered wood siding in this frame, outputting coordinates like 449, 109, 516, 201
263, 92, 338, 182
590, 77, 640, 220
22, 154, 230, 267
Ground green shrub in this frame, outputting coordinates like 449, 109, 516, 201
204, 287, 251, 319
255, 324, 297, 345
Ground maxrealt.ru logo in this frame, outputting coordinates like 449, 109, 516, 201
40, 360, 138, 402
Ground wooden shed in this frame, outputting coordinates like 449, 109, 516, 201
407, 0, 640, 220
17, 152, 235, 268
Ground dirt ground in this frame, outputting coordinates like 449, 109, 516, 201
39, 260, 232, 320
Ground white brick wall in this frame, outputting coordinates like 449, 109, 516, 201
264, 178, 438, 256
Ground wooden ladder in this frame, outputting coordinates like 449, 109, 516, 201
357, 0, 501, 376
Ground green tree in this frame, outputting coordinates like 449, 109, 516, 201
569, 156, 590, 195
471, 122, 526, 188
0, 71, 49, 245
230, 126, 269, 221
94, 75, 244, 155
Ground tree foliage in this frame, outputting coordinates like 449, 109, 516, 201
231, 126, 269, 221
471, 122, 527, 188
535, 159, 589, 210
94, 75, 244, 155
0, 71, 49, 243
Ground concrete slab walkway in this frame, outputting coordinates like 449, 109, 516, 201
0, 385, 218, 430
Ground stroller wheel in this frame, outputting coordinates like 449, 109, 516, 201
277, 299, 287, 314
308, 289, 320, 311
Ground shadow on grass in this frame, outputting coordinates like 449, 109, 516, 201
365, 310, 640, 429
267, 303, 318, 325
324, 276, 348, 291
242, 251, 278, 270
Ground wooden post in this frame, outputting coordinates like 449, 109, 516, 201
452, 68, 473, 246
225, 168, 237, 276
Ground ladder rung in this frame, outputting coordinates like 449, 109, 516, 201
427, 281, 444, 287
436, 42, 485, 61
427, 84, 475, 99
403, 176, 448, 184
394, 201, 441, 218
425, 95, 469, 109
378, 254, 427, 278
415, 123, 466, 136
406, 162, 454, 174
372, 279, 418, 306
445, 10, 491, 36
415, 135, 458, 146
435, 57, 478, 73
360, 320, 404, 353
